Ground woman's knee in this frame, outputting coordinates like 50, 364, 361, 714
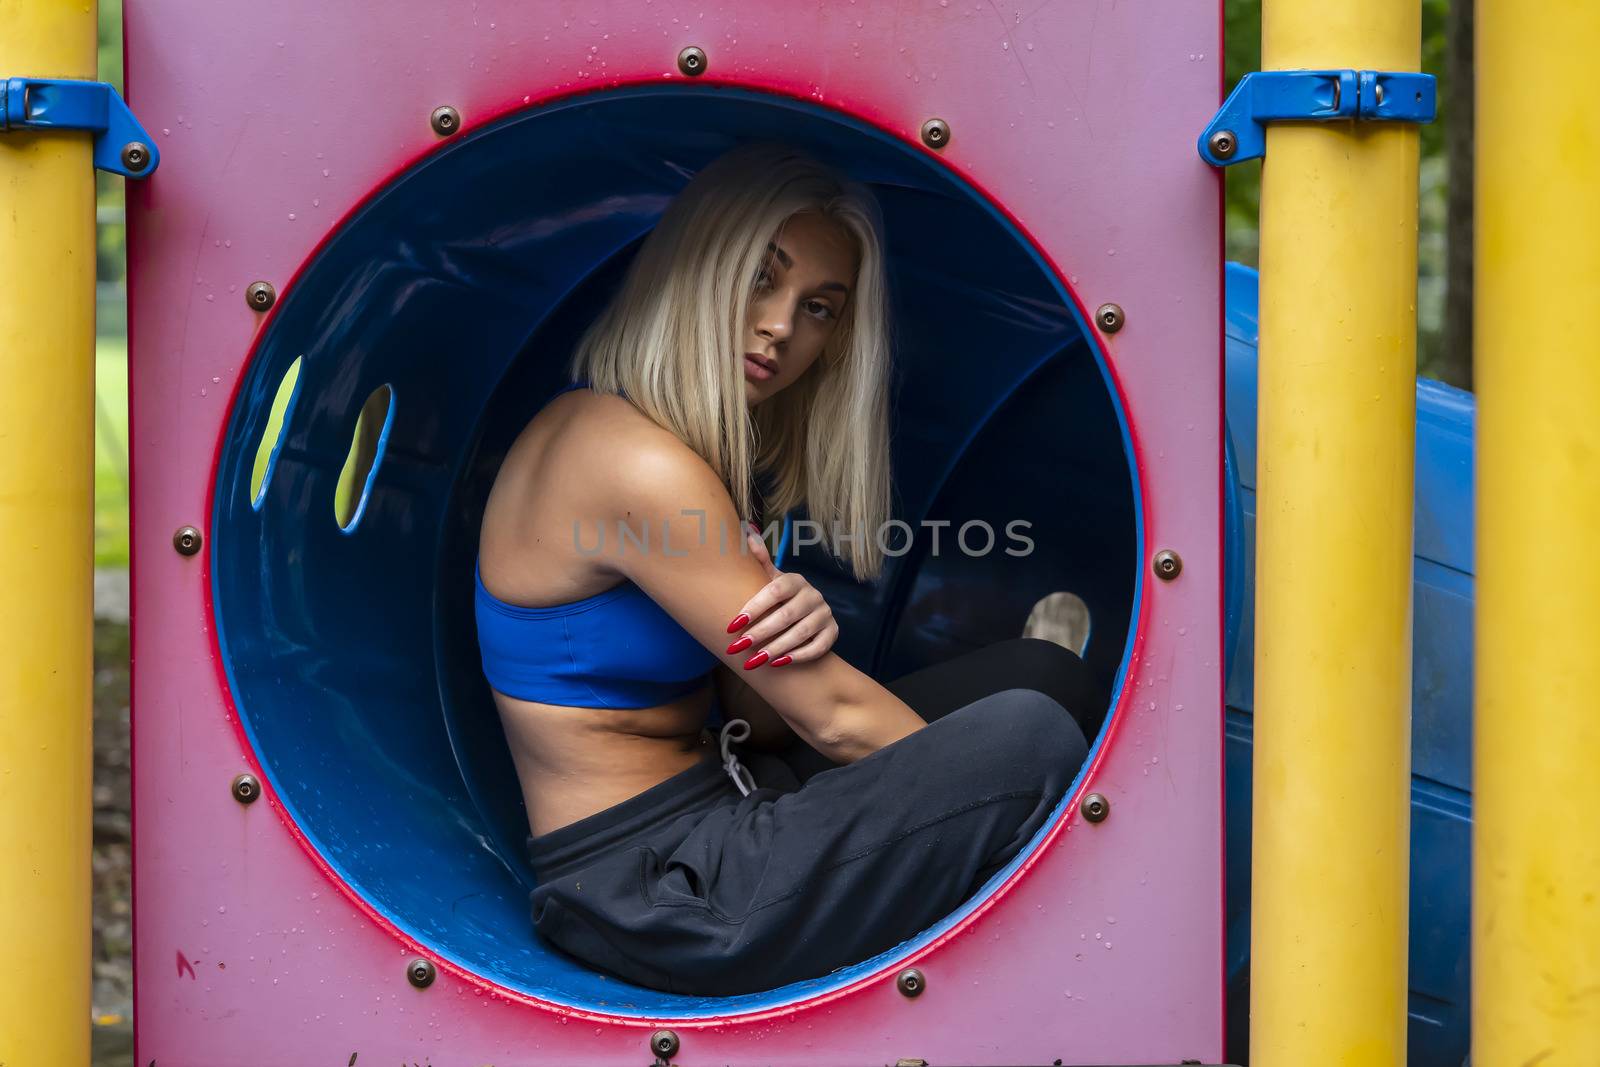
953, 686, 1088, 791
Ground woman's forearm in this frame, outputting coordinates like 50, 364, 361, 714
717, 652, 925, 764
807, 668, 925, 764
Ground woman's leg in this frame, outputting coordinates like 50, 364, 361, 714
887, 636, 1105, 732
529, 685, 1088, 996
772, 636, 1106, 784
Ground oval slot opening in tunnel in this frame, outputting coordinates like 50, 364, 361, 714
211, 84, 1140, 1014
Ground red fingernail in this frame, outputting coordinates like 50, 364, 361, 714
726, 613, 750, 633
770, 655, 792, 667
726, 635, 754, 654
742, 650, 770, 670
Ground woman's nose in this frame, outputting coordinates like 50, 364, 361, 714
754, 297, 794, 342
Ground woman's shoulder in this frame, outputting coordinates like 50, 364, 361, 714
538, 387, 724, 501
482, 387, 724, 585
543, 385, 669, 449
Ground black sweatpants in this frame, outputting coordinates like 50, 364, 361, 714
526, 637, 1100, 996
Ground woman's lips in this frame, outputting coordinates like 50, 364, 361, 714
744, 354, 776, 381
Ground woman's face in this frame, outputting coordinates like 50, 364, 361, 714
742, 211, 859, 406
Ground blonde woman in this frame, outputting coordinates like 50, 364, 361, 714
474, 142, 1098, 995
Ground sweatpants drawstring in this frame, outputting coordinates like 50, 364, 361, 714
719, 718, 757, 796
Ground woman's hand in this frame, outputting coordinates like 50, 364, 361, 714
724, 522, 839, 670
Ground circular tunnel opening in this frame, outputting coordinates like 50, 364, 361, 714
212, 84, 1139, 1013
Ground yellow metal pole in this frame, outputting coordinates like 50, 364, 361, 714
1252, 2, 1419, 1064
1475, 4, 1600, 1064
0, 2, 99, 1064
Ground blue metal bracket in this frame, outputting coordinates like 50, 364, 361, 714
0, 77, 161, 178
1198, 69, 1437, 167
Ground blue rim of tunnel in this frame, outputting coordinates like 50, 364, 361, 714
210, 81, 1148, 1016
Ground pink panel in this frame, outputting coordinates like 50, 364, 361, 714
126, 1, 1223, 1063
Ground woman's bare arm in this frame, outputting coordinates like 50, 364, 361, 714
595, 428, 925, 763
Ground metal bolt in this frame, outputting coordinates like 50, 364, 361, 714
121, 141, 151, 173
1207, 129, 1237, 161
1153, 549, 1183, 581
406, 958, 436, 988
173, 525, 203, 556
920, 118, 950, 150
896, 967, 926, 997
650, 1029, 680, 1060
1080, 792, 1110, 823
1095, 303, 1126, 334
430, 105, 461, 137
231, 773, 261, 805
245, 281, 276, 312
677, 46, 707, 76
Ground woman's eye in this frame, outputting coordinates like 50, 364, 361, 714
805, 300, 835, 320
753, 268, 774, 290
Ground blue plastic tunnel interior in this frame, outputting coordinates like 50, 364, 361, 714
211, 85, 1139, 1013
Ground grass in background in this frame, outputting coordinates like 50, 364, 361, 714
95, 336, 129, 568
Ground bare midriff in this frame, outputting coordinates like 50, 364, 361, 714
482, 387, 731, 839
491, 679, 723, 838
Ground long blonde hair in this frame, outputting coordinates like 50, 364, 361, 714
567, 141, 894, 581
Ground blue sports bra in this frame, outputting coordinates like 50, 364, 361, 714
473, 378, 720, 710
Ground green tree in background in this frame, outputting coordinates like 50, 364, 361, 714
94, 0, 130, 566
1224, 0, 1472, 388
95, 0, 126, 296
